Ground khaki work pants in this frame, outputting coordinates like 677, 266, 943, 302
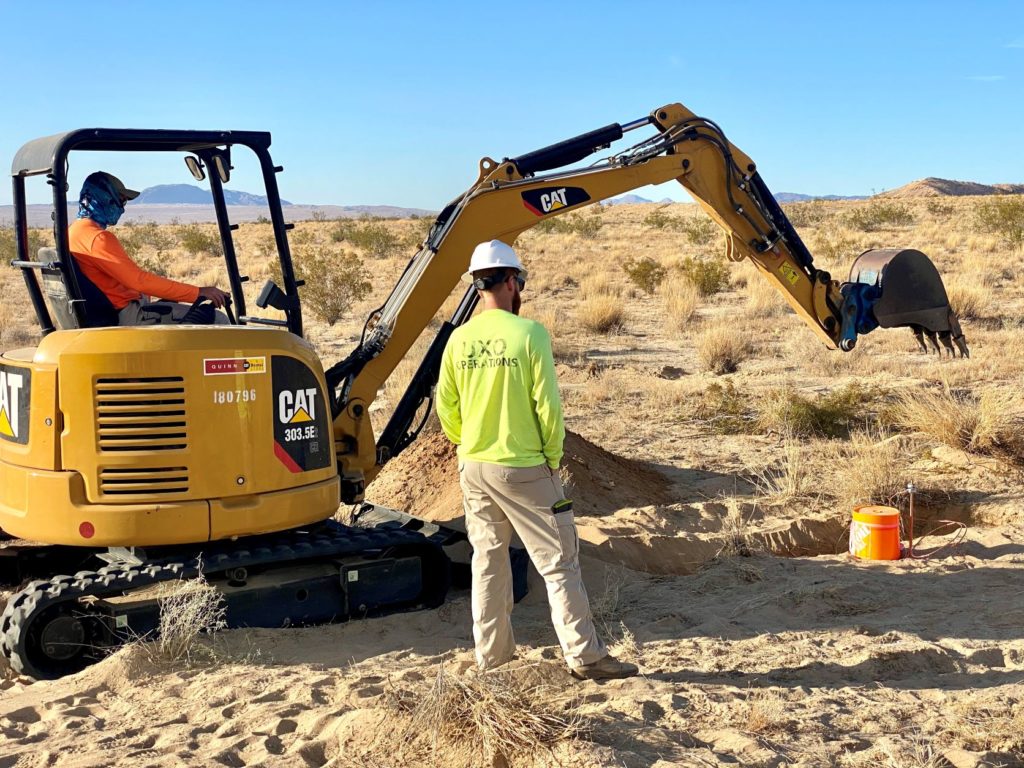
459, 461, 607, 670
118, 300, 230, 326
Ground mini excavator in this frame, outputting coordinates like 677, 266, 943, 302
0, 103, 968, 678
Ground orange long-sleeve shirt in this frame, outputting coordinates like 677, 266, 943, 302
68, 218, 199, 310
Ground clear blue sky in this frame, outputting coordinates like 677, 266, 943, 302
2, 1, 1021, 207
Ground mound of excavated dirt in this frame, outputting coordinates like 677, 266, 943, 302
367, 428, 675, 524
366, 430, 851, 576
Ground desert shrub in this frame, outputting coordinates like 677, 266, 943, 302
135, 253, 169, 277
531, 216, 570, 235
692, 381, 753, 433
697, 324, 752, 374
577, 293, 625, 334
643, 207, 674, 229
891, 386, 1024, 464
293, 245, 372, 325
926, 200, 956, 217
757, 383, 875, 438
565, 211, 603, 239
782, 201, 829, 228
677, 215, 717, 245
0, 227, 15, 261
332, 219, 402, 258
310, 208, 329, 222
622, 256, 668, 294
178, 224, 220, 256
845, 200, 915, 231
153, 574, 227, 664
944, 278, 992, 320
662, 277, 700, 329
974, 196, 1024, 248
811, 226, 859, 268
118, 223, 176, 259
677, 256, 730, 296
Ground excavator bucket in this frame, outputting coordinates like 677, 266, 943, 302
848, 248, 969, 357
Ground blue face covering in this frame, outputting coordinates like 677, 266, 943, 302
77, 177, 125, 228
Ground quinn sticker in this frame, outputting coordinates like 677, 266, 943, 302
203, 357, 267, 376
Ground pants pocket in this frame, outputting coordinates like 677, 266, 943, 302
553, 510, 579, 564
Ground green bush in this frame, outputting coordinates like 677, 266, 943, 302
925, 200, 956, 217
532, 216, 571, 235
293, 245, 372, 325
757, 383, 876, 438
566, 211, 603, 239
642, 208, 674, 229
974, 196, 1024, 247
845, 200, 915, 231
178, 224, 220, 256
332, 220, 402, 258
693, 382, 752, 433
118, 222, 176, 258
677, 216, 717, 246
677, 256, 730, 296
781, 201, 829, 228
622, 257, 668, 294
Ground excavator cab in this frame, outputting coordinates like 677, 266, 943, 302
9, 129, 305, 336
2, 130, 452, 679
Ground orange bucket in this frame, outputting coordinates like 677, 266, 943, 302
849, 505, 902, 560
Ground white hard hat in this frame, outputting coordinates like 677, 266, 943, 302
462, 240, 528, 283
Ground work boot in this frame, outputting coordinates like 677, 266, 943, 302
569, 654, 639, 681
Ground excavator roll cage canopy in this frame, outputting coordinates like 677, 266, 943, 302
9, 129, 304, 336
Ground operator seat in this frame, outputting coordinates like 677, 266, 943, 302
36, 247, 119, 329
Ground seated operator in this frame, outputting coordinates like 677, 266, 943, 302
68, 171, 230, 325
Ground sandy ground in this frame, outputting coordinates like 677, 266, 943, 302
2, 201, 1023, 766
2, 524, 1022, 767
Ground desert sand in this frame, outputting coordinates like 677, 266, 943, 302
2, 198, 1023, 766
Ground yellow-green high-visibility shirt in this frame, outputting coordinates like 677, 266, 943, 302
436, 309, 564, 469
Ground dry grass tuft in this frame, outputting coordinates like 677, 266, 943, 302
744, 275, 788, 316
944, 278, 992, 320
580, 272, 620, 298
892, 386, 1024, 464
577, 293, 625, 334
827, 431, 911, 510
661, 277, 701, 329
697, 324, 752, 374
744, 689, 791, 735
149, 573, 227, 664
380, 663, 584, 765
751, 438, 816, 505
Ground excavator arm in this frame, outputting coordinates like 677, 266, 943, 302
325, 102, 968, 502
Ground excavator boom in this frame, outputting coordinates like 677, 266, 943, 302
328, 102, 968, 499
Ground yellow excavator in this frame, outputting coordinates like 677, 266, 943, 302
0, 103, 967, 678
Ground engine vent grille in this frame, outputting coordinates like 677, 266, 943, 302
99, 466, 190, 496
95, 377, 188, 453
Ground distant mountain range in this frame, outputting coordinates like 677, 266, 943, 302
606, 194, 675, 205
132, 184, 291, 206
774, 192, 868, 203
608, 192, 867, 205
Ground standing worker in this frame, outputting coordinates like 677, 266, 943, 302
436, 240, 638, 681
69, 171, 230, 325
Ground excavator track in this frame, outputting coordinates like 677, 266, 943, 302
1, 521, 449, 680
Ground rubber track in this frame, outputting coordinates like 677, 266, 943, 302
0, 522, 443, 677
